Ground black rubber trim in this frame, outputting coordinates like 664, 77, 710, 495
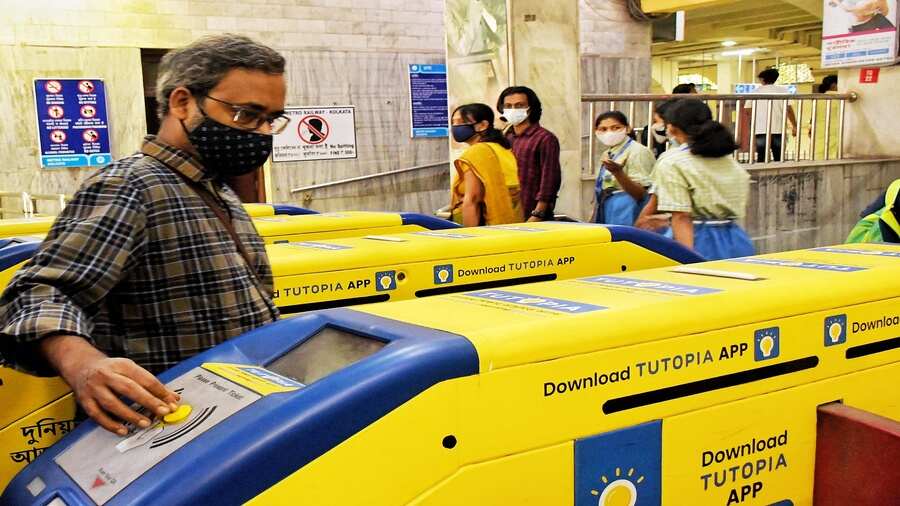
602, 356, 819, 414
278, 294, 390, 314
414, 273, 557, 298
846, 336, 900, 359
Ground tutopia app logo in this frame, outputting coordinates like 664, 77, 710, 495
580, 275, 722, 295
433, 264, 454, 285
464, 290, 606, 314
754, 327, 780, 361
824, 314, 847, 346
375, 271, 397, 292
731, 257, 866, 272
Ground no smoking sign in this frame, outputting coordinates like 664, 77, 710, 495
298, 115, 329, 145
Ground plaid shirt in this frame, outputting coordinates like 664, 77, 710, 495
0, 136, 279, 374
507, 123, 562, 218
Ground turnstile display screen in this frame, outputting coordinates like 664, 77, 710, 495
267, 326, 385, 385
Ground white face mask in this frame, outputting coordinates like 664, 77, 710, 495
651, 123, 668, 143
504, 108, 529, 126
596, 130, 628, 147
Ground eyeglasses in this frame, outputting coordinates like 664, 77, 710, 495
201, 95, 291, 135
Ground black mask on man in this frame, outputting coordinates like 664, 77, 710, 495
183, 111, 272, 178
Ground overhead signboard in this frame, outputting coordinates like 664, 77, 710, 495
822, 0, 899, 68
33, 78, 112, 169
734, 84, 798, 94
273, 106, 357, 162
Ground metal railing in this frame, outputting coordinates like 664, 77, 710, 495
0, 192, 70, 219
582, 92, 858, 174
290, 161, 450, 195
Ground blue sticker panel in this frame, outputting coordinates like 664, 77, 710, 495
824, 314, 847, 347
579, 275, 722, 295
34, 79, 111, 168
236, 366, 305, 388
375, 270, 397, 291
812, 247, 900, 258
434, 264, 454, 285
731, 257, 866, 272
754, 327, 781, 361
408, 64, 448, 138
575, 420, 662, 506
412, 231, 475, 239
483, 225, 546, 233
286, 242, 352, 251
463, 290, 606, 314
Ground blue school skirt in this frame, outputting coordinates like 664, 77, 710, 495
594, 191, 648, 226
693, 220, 755, 260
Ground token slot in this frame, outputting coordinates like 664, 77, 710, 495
845, 336, 900, 359
415, 274, 557, 298
602, 356, 819, 414
279, 294, 390, 314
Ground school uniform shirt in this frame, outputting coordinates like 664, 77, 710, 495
599, 139, 656, 191
645, 145, 682, 196
653, 148, 750, 220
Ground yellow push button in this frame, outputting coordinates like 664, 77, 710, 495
163, 404, 192, 424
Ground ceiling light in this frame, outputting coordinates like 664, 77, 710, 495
722, 40, 738, 47
722, 48, 760, 57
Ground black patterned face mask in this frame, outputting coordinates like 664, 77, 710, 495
183, 112, 272, 178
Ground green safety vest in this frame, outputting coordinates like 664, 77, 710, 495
847, 179, 900, 244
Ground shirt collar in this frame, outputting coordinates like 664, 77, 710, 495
511, 122, 541, 138
140, 135, 209, 182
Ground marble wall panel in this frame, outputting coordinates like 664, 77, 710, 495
271, 50, 448, 204
0, 46, 145, 199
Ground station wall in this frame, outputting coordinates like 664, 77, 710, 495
0, 0, 651, 209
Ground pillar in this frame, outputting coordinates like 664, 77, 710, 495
445, 0, 582, 219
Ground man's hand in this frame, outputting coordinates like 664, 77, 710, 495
41, 335, 180, 435
527, 216, 543, 222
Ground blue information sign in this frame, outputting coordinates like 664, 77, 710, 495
34, 78, 112, 168
408, 64, 448, 138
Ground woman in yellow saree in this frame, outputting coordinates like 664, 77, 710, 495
449, 104, 522, 226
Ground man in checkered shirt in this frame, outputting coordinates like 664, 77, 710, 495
0, 35, 291, 435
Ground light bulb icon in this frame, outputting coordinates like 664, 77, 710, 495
591, 467, 643, 506
379, 275, 392, 290
598, 479, 636, 506
759, 335, 775, 358
828, 322, 843, 343
438, 269, 450, 283
824, 315, 847, 347
754, 327, 780, 361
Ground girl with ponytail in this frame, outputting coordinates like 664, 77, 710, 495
652, 99, 755, 260
449, 104, 522, 226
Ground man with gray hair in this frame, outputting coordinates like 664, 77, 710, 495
0, 35, 289, 435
